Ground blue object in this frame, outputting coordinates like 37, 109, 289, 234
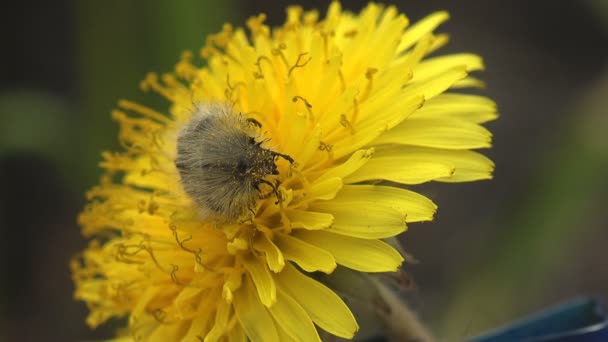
469, 297, 608, 342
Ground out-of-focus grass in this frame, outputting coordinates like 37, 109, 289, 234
439, 71, 608, 340
588, 0, 608, 32
0, 91, 75, 174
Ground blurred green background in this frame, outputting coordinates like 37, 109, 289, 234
1, 1, 607, 341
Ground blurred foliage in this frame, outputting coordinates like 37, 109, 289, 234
75, 1, 238, 188
439, 70, 608, 340
587, 0, 608, 32
0, 91, 75, 178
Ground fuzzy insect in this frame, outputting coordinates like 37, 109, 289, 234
175, 103, 294, 220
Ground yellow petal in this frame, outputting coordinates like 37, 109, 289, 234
310, 192, 407, 239
131, 287, 158, 322
331, 95, 425, 159
227, 325, 247, 342
398, 11, 450, 53
123, 156, 177, 192
411, 53, 484, 83
324, 185, 437, 223
242, 257, 276, 307
204, 299, 231, 342
222, 270, 242, 303
394, 33, 450, 69
375, 117, 492, 149
400, 34, 435, 70
405, 66, 468, 100
147, 321, 188, 341
174, 287, 203, 318
345, 154, 453, 185
274, 233, 337, 273
312, 148, 374, 183
452, 76, 486, 88
253, 234, 285, 273
412, 93, 498, 123
293, 230, 404, 272
347, 145, 494, 184
233, 277, 280, 342
293, 123, 322, 167
268, 288, 321, 342
276, 263, 359, 338
276, 325, 298, 342
328, 223, 406, 240
284, 209, 334, 230
308, 176, 343, 200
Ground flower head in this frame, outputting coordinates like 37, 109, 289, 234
72, 2, 496, 341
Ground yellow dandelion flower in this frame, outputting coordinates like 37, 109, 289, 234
72, 2, 497, 341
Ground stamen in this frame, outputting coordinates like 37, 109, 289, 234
288, 52, 312, 77
118, 100, 171, 124
149, 308, 173, 324
175, 51, 197, 81
343, 29, 358, 38
140, 73, 176, 102
200, 45, 219, 59
246, 13, 269, 37
147, 195, 159, 215
115, 243, 146, 265
200, 23, 234, 58
254, 55, 273, 79
226, 74, 246, 91
170, 224, 217, 273
303, 10, 319, 26
161, 73, 180, 89
271, 45, 290, 72
319, 141, 334, 152
225, 74, 246, 103
350, 97, 360, 126
111, 110, 163, 131
140, 242, 173, 274
170, 264, 184, 286
338, 69, 346, 92
359, 67, 378, 103
171, 225, 193, 251
286, 6, 303, 26
246, 228, 261, 257
292, 95, 314, 120
340, 114, 355, 134
111, 282, 132, 301
320, 30, 335, 61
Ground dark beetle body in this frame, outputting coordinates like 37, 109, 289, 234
175, 104, 292, 220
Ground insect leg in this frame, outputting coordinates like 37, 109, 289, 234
272, 151, 295, 164
245, 117, 262, 128
257, 179, 283, 204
